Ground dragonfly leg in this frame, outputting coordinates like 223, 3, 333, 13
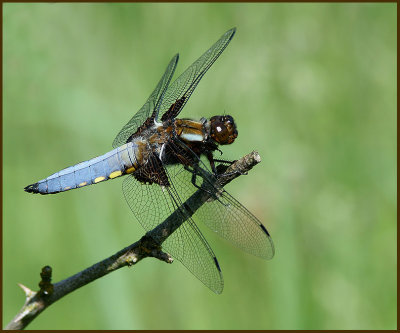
186, 162, 229, 207
185, 165, 214, 197
208, 154, 248, 178
185, 164, 227, 206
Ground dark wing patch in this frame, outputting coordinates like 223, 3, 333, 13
133, 153, 170, 187
161, 96, 186, 122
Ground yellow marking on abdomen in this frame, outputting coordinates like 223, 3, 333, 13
78, 182, 87, 187
94, 176, 106, 183
64, 186, 71, 190
109, 170, 122, 179
126, 166, 136, 174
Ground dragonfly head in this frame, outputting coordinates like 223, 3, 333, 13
209, 115, 238, 145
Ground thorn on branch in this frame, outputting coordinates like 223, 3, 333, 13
18, 283, 35, 298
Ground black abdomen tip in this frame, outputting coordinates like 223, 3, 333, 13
24, 183, 39, 194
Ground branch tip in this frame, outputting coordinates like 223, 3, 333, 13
151, 249, 174, 263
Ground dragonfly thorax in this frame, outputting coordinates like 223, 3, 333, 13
173, 118, 207, 144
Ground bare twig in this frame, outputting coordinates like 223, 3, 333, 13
6, 151, 261, 330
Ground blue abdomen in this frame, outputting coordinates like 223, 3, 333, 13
25, 143, 139, 194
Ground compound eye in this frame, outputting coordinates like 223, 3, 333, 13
214, 122, 229, 143
210, 115, 238, 145
211, 121, 235, 144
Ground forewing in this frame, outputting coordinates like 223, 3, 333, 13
112, 54, 179, 148
157, 28, 236, 121
122, 164, 224, 294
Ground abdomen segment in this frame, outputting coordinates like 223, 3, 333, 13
24, 143, 138, 194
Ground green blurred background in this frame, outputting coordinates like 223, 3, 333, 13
3, 3, 396, 330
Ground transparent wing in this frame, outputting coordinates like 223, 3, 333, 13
113, 27, 236, 147
122, 164, 224, 294
195, 188, 275, 260
172, 141, 275, 260
122, 137, 273, 293
157, 28, 236, 121
112, 54, 179, 148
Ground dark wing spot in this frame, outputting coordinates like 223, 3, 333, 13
213, 256, 222, 272
259, 223, 270, 236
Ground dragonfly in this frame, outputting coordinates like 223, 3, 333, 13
24, 28, 274, 294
